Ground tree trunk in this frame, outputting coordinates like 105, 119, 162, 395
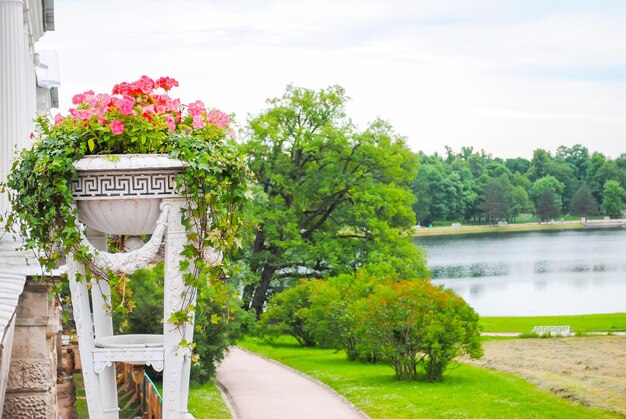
249, 263, 277, 318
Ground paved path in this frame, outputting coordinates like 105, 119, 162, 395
216, 347, 367, 419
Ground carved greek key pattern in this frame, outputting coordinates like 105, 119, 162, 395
71, 171, 179, 200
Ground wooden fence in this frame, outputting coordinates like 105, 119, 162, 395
117, 363, 163, 419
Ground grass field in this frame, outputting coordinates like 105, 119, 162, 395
480, 313, 626, 333
239, 336, 620, 418
469, 337, 626, 415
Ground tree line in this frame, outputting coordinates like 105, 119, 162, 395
412, 145, 626, 225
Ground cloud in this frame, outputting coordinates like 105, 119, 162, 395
37, 0, 626, 158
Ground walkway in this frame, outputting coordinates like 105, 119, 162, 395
216, 347, 368, 419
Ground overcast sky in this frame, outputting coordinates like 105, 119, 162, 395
37, 0, 626, 159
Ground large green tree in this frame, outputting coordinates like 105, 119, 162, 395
411, 160, 465, 224
531, 176, 565, 221
536, 188, 560, 221
569, 182, 598, 216
556, 144, 590, 180
239, 86, 427, 316
602, 180, 626, 218
482, 176, 510, 224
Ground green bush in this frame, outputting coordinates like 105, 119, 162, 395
258, 271, 482, 382
354, 280, 483, 382
257, 280, 317, 347
307, 273, 371, 359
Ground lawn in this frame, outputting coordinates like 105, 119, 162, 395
480, 313, 626, 333
239, 336, 621, 418
188, 381, 232, 418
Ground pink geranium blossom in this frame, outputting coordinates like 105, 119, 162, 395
166, 115, 176, 132
53, 76, 233, 152
188, 100, 206, 116
72, 93, 86, 105
134, 75, 155, 94
156, 76, 179, 91
192, 114, 206, 129
110, 120, 125, 135
116, 96, 135, 116
206, 110, 230, 129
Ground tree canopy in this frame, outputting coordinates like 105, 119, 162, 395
237, 85, 427, 316
411, 146, 625, 224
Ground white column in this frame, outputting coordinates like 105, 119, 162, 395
0, 0, 37, 215
161, 198, 195, 419
67, 252, 106, 418
87, 228, 119, 417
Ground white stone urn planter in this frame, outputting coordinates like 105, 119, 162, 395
70, 154, 185, 235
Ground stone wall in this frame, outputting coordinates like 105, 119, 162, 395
3, 279, 61, 419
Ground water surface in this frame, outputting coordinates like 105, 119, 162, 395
415, 229, 626, 316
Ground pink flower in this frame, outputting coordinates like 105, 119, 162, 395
112, 82, 132, 96
166, 115, 176, 132
70, 108, 93, 120
188, 100, 205, 117
116, 96, 135, 116
72, 93, 86, 105
97, 115, 108, 125
53, 114, 64, 126
96, 93, 110, 102
156, 76, 179, 91
110, 120, 125, 135
206, 109, 230, 129
229, 129, 237, 139
192, 114, 206, 129
134, 75, 155, 94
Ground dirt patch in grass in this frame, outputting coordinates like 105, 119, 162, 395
465, 336, 626, 416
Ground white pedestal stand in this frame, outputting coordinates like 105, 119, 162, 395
67, 156, 199, 419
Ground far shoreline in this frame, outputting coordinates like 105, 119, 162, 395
412, 221, 586, 237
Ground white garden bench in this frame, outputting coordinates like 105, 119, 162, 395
531, 325, 571, 336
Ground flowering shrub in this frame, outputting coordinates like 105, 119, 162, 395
49, 75, 233, 154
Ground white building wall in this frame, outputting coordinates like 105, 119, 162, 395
0, 0, 45, 216
0, 0, 57, 415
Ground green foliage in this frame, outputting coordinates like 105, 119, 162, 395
531, 175, 564, 220
354, 280, 482, 382
602, 180, 626, 218
569, 182, 598, 216
239, 85, 427, 316
411, 145, 625, 225
535, 188, 560, 221
482, 176, 510, 224
257, 279, 317, 347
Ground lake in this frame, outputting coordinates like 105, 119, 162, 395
415, 228, 626, 316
